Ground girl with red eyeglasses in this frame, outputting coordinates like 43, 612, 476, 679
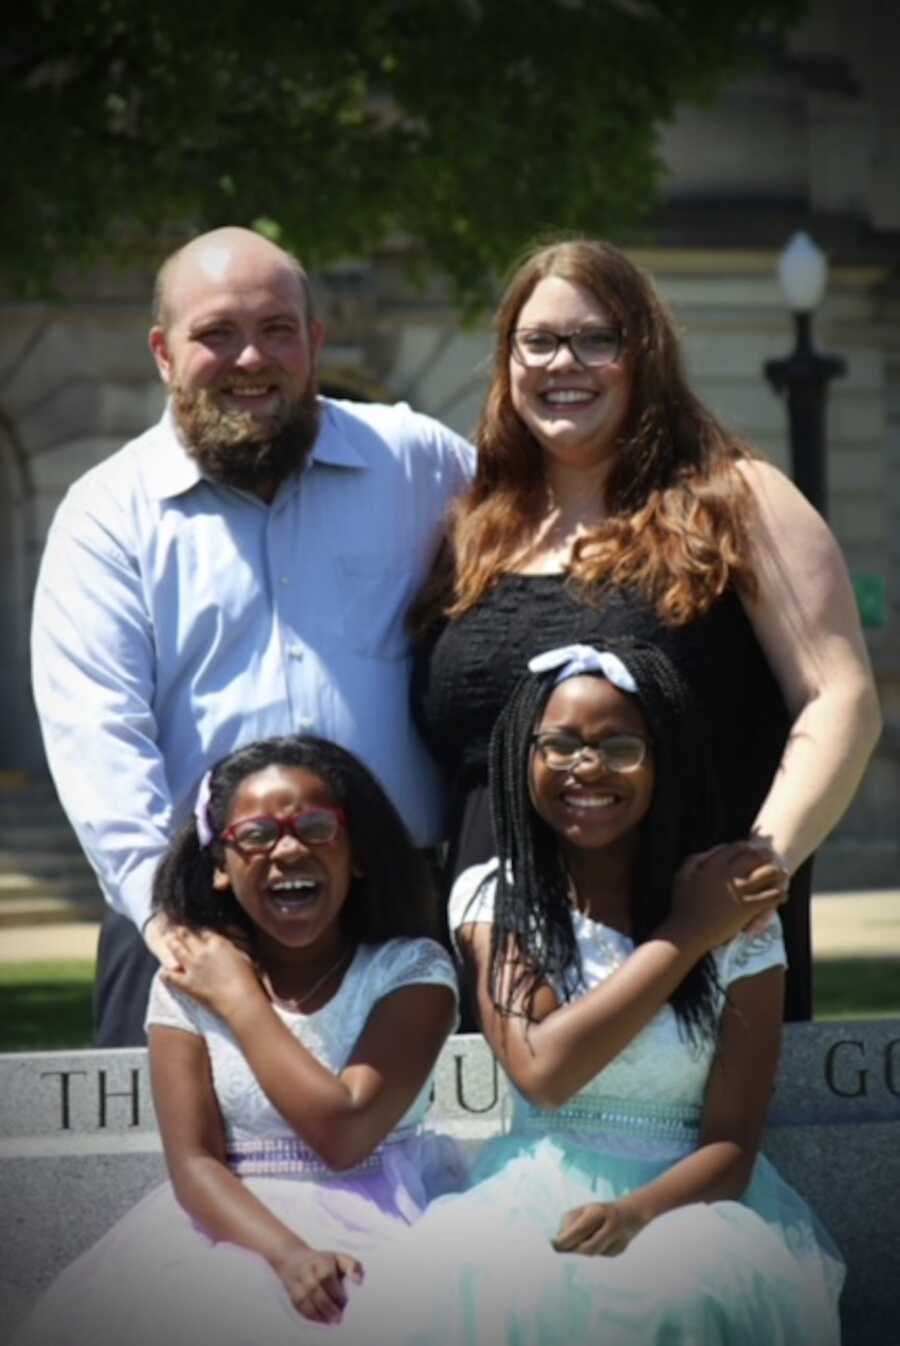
13, 735, 465, 1346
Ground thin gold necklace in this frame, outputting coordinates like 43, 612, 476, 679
267, 947, 352, 1011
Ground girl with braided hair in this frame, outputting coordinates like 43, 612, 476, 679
355, 640, 844, 1345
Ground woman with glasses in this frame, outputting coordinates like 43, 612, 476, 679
13, 735, 466, 1346
411, 236, 880, 1021
354, 640, 843, 1345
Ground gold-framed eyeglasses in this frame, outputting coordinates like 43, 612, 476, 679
531, 731, 648, 773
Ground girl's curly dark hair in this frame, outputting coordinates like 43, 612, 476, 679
152, 735, 440, 948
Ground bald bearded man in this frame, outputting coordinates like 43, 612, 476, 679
32, 227, 474, 1044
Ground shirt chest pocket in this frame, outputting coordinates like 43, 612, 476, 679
336, 553, 415, 660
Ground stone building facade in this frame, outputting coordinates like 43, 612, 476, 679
2, 0, 897, 883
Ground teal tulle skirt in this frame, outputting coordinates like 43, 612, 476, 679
347, 1099, 845, 1346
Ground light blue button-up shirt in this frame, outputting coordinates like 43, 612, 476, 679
31, 398, 474, 928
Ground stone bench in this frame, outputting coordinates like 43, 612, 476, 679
2, 1021, 899, 1346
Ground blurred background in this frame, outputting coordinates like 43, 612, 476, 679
1, 0, 897, 1042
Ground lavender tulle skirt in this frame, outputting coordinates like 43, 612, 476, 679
11, 1130, 468, 1346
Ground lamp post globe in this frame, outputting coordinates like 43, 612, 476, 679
777, 230, 828, 311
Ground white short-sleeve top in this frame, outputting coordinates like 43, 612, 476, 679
146, 937, 458, 1145
449, 861, 785, 1113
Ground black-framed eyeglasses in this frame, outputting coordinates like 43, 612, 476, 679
219, 807, 347, 855
531, 731, 648, 774
510, 326, 623, 368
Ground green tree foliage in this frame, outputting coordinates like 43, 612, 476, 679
4, 0, 804, 305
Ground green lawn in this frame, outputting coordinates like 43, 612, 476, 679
0, 957, 897, 1053
0, 960, 94, 1051
813, 958, 900, 1021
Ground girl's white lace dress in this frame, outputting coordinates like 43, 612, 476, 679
12, 937, 466, 1346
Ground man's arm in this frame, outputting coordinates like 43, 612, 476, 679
31, 487, 175, 945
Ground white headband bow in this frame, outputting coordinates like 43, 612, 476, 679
194, 770, 215, 848
527, 643, 638, 694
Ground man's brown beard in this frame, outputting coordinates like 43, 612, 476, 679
172, 381, 321, 492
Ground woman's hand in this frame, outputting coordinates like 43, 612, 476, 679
670, 841, 787, 951
272, 1243, 364, 1324
161, 927, 261, 1018
552, 1201, 645, 1257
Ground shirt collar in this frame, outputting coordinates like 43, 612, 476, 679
143, 404, 204, 501
144, 397, 367, 502
307, 400, 368, 470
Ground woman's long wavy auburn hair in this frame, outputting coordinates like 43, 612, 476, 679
421, 238, 760, 631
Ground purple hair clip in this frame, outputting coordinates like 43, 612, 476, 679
194, 770, 215, 848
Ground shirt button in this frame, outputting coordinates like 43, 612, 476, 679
287, 645, 304, 660
280, 576, 289, 586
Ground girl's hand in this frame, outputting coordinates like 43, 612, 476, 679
273, 1244, 364, 1324
727, 839, 790, 936
161, 928, 261, 1017
551, 1201, 645, 1257
670, 842, 785, 951
726, 838, 790, 902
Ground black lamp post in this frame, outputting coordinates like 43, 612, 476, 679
763, 232, 846, 518
763, 232, 847, 1023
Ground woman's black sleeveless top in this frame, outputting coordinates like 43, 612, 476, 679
412, 574, 790, 881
